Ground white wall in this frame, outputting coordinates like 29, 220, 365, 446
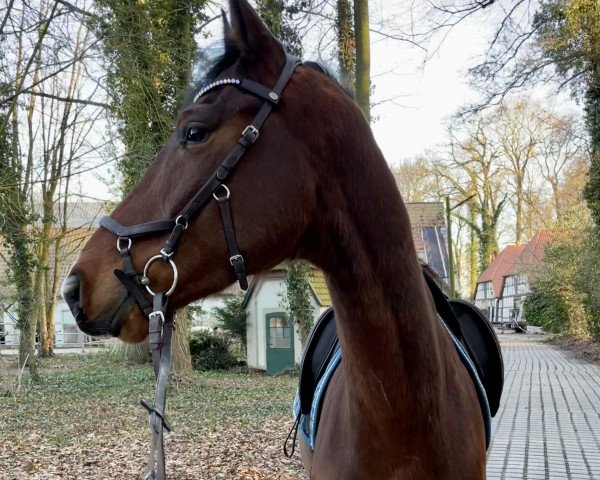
246, 274, 331, 371
474, 281, 496, 321
499, 275, 530, 324
55, 301, 84, 347
246, 276, 287, 370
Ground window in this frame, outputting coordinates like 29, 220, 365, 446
63, 324, 83, 346
421, 227, 450, 278
269, 316, 291, 349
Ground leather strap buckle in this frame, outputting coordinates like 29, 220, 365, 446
148, 310, 165, 323
230, 254, 244, 268
241, 125, 259, 143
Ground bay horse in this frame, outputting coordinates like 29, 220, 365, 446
63, 0, 486, 478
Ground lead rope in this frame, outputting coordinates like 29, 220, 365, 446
140, 293, 175, 480
283, 415, 300, 457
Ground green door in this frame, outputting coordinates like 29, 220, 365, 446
265, 312, 294, 374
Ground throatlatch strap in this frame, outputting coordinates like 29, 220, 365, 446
141, 293, 174, 480
216, 195, 248, 290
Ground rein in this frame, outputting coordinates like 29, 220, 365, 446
99, 54, 302, 480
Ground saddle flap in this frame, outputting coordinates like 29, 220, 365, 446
297, 269, 505, 443
449, 299, 504, 417
298, 308, 338, 414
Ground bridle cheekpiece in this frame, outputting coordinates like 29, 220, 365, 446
98, 54, 302, 480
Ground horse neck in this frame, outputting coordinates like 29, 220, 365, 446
304, 125, 448, 411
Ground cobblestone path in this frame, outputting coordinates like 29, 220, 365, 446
487, 333, 600, 480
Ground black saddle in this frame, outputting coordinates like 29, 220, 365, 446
298, 269, 504, 417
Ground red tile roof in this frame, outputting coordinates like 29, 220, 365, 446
476, 230, 552, 298
514, 229, 551, 270
477, 245, 525, 297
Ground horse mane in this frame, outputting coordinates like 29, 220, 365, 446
302, 61, 354, 99
183, 39, 352, 107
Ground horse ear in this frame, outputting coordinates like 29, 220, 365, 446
227, 0, 283, 61
222, 9, 233, 39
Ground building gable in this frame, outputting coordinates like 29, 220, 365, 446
476, 245, 525, 298
406, 202, 449, 280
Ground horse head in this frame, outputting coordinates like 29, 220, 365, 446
62, 0, 366, 343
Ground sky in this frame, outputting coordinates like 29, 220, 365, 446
369, 22, 487, 164
83, 0, 575, 200
84, 0, 493, 200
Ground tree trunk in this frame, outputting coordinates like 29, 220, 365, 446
453, 237, 463, 295
584, 83, 600, 225
44, 237, 64, 357
353, 0, 370, 121
468, 202, 478, 298
34, 267, 50, 358
551, 178, 562, 222
37, 223, 52, 357
15, 242, 36, 375
515, 175, 523, 244
336, 0, 355, 91
479, 204, 500, 271
172, 306, 193, 380
18, 315, 37, 375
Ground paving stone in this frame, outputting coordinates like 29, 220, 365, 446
486, 333, 600, 480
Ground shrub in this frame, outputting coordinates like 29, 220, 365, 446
524, 287, 571, 333
212, 295, 247, 348
188, 331, 236, 371
578, 228, 600, 341
280, 260, 315, 346
525, 228, 598, 339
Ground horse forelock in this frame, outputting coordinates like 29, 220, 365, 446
183, 38, 241, 107
183, 36, 352, 109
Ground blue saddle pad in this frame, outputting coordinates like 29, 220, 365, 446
293, 321, 492, 451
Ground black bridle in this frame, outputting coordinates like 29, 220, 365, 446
98, 54, 302, 480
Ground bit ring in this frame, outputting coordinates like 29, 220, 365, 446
142, 255, 178, 296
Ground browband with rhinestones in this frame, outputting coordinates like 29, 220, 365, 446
193, 78, 242, 103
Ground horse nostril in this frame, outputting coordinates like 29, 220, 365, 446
62, 274, 81, 313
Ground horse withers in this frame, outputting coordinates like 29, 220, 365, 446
63, 1, 491, 478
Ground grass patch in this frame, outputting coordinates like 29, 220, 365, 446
0, 354, 305, 479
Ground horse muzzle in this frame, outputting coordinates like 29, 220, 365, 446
62, 274, 131, 337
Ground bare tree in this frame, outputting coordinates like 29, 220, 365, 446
1, 0, 109, 366
492, 100, 543, 243
390, 155, 438, 203
536, 110, 586, 221
433, 114, 507, 273
407, 0, 600, 225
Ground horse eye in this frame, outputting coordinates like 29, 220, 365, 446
184, 126, 208, 144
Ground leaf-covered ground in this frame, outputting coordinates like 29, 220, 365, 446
547, 333, 600, 364
0, 354, 306, 479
